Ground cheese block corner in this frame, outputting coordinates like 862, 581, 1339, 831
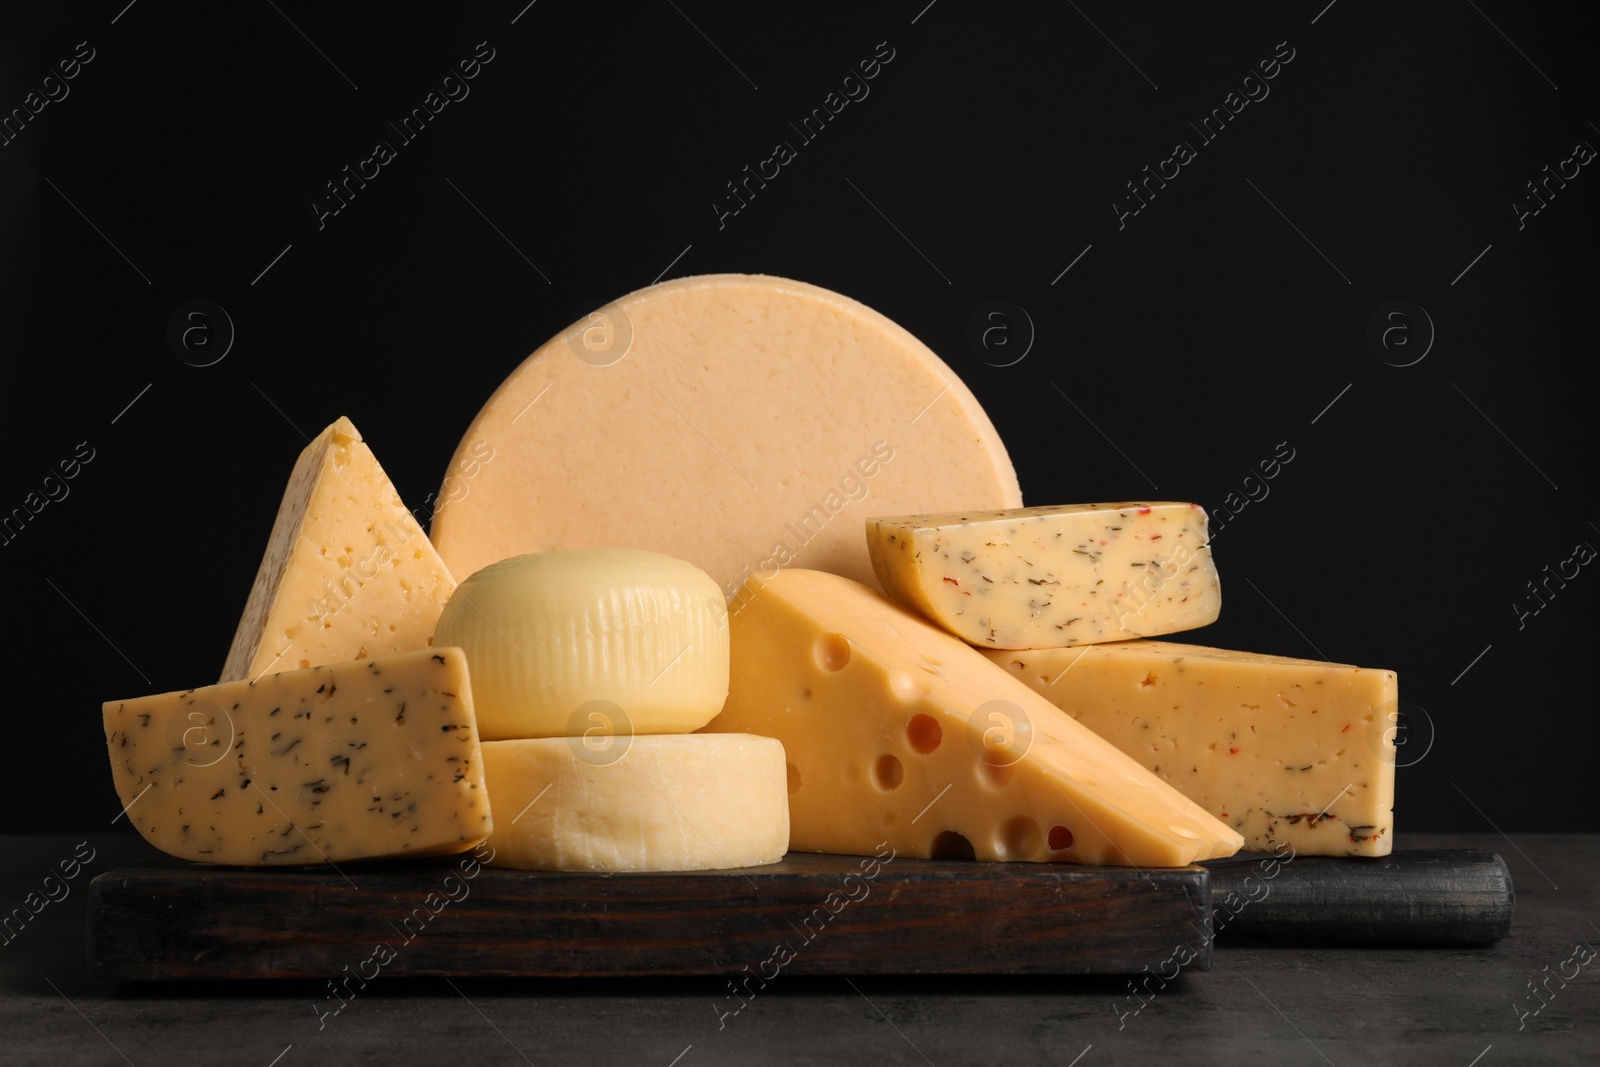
985, 641, 1397, 856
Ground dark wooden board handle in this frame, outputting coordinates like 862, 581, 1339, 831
1203, 849, 1514, 945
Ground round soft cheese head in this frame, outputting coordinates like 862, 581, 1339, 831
433, 548, 729, 741
429, 274, 1022, 596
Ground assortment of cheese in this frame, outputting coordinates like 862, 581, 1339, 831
103, 273, 1396, 874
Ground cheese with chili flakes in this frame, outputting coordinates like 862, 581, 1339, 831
867, 503, 1220, 649
983, 640, 1397, 856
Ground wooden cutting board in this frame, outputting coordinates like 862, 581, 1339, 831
86, 849, 1512, 981
87, 852, 1211, 981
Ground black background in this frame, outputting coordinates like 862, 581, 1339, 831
2, 1, 1594, 836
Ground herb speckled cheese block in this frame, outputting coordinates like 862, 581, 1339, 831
219, 416, 457, 683
703, 569, 1243, 867
103, 648, 492, 866
429, 275, 1022, 597
434, 549, 728, 741
984, 641, 1397, 856
480, 734, 788, 872
867, 503, 1219, 649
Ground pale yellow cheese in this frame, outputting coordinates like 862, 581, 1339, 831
220, 417, 457, 683
984, 641, 1397, 856
703, 569, 1243, 866
434, 549, 728, 741
429, 275, 1022, 597
480, 734, 788, 871
103, 648, 491, 866
867, 502, 1220, 649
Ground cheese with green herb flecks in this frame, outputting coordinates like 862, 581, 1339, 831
866, 502, 1220, 649
103, 647, 492, 866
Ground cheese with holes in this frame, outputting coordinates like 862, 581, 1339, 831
480, 734, 788, 871
434, 549, 728, 741
702, 569, 1242, 866
983, 641, 1397, 856
220, 416, 457, 683
867, 502, 1220, 649
429, 274, 1022, 597
103, 648, 491, 865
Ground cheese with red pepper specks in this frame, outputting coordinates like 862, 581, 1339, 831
867, 503, 1219, 649
983, 640, 1397, 856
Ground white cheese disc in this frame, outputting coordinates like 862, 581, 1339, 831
429, 274, 1022, 598
433, 549, 728, 741
479, 734, 789, 871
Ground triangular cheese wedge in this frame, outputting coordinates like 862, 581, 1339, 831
220, 417, 457, 682
703, 569, 1243, 867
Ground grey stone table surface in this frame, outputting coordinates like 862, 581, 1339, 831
2, 833, 1595, 1066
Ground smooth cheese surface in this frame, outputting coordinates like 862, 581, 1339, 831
480, 734, 788, 871
703, 569, 1243, 867
220, 416, 457, 683
868, 502, 1219, 649
434, 549, 728, 740
104, 648, 491, 865
429, 275, 1022, 597
984, 641, 1397, 856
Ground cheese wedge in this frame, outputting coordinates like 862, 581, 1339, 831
103, 648, 491, 866
434, 549, 728, 741
219, 416, 456, 683
480, 734, 788, 871
984, 641, 1397, 856
703, 569, 1243, 866
867, 502, 1220, 648
429, 275, 1022, 597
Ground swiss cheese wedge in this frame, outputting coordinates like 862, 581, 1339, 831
703, 569, 1243, 867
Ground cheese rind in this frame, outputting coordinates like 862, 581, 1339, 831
479, 734, 789, 871
983, 641, 1397, 856
433, 549, 729, 741
867, 502, 1220, 649
703, 569, 1243, 867
220, 416, 457, 682
429, 274, 1022, 595
103, 648, 492, 865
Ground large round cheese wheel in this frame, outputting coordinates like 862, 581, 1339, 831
431, 275, 1021, 596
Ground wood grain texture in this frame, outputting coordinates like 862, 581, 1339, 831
87, 852, 1211, 981
1206, 849, 1513, 944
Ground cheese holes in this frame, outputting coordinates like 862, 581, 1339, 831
815, 633, 852, 672
1048, 824, 1074, 851
906, 713, 942, 754
997, 816, 1041, 859
786, 762, 802, 794
872, 754, 903, 791
929, 830, 975, 861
